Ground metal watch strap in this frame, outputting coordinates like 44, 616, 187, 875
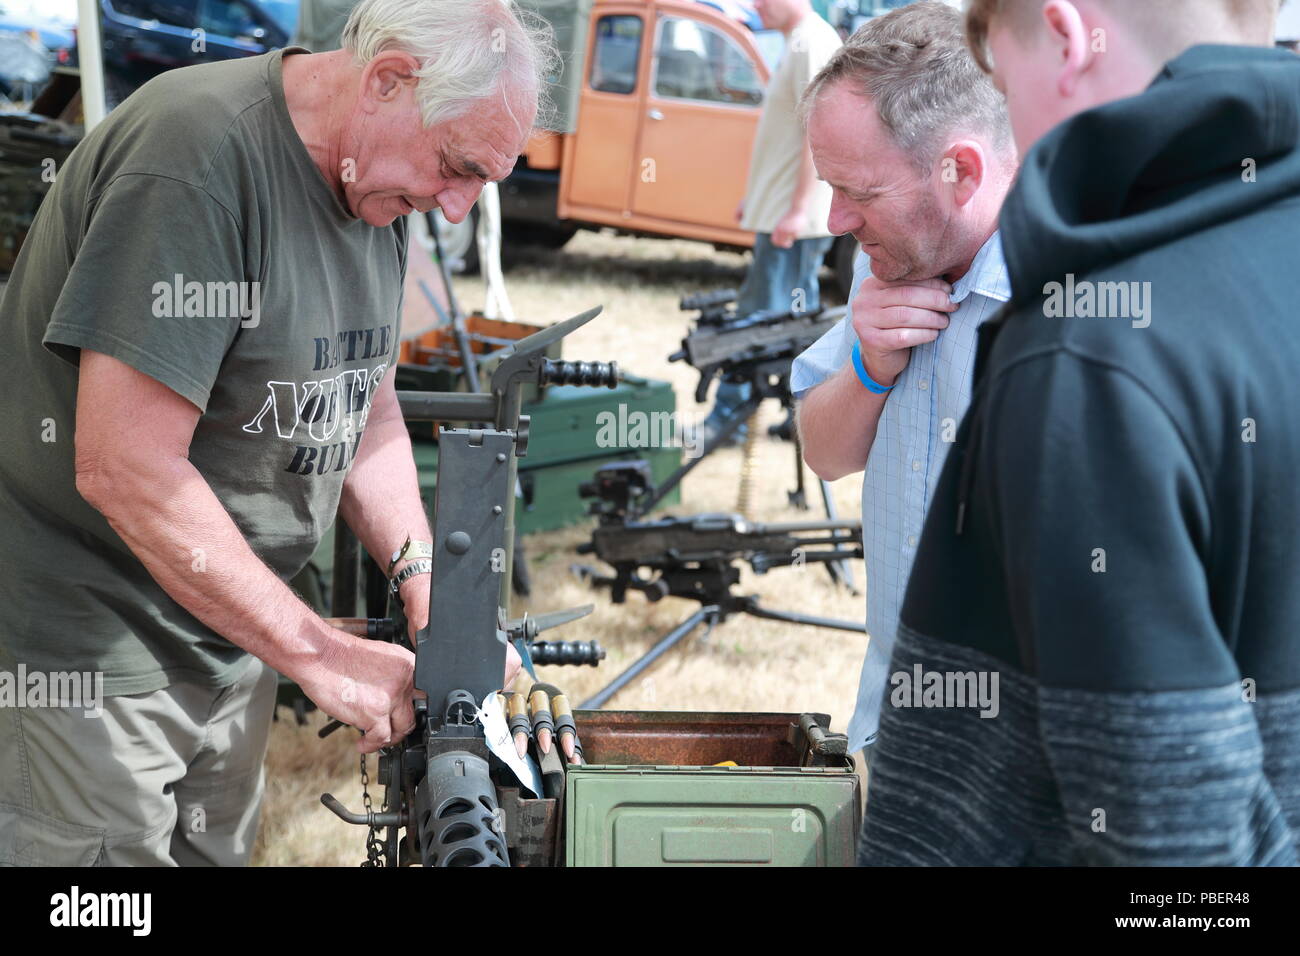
387, 536, 434, 577
389, 559, 433, 596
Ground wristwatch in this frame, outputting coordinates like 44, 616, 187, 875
387, 535, 434, 578
390, 558, 433, 597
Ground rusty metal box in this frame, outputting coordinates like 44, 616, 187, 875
562, 711, 860, 867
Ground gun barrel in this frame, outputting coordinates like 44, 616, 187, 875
680, 288, 737, 312
683, 308, 846, 370
590, 517, 862, 566
746, 519, 862, 536
397, 391, 498, 423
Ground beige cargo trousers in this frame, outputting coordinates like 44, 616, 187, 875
0, 650, 277, 866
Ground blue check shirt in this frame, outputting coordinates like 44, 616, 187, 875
791, 232, 1011, 752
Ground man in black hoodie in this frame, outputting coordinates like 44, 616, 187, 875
860, 0, 1300, 865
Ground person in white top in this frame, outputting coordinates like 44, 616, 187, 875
701, 0, 843, 445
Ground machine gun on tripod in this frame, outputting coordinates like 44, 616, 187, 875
645, 289, 857, 590
572, 460, 866, 709
318, 307, 618, 867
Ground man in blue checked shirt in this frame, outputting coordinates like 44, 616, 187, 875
789, 3, 1017, 774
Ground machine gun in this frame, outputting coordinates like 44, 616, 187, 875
644, 291, 857, 590
573, 460, 866, 709
670, 296, 846, 410
319, 307, 618, 867
662, 293, 845, 475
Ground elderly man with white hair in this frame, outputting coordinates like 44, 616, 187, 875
0, 0, 550, 866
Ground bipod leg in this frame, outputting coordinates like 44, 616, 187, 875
744, 601, 867, 633
578, 606, 719, 710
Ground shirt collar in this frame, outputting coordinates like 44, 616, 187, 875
950, 231, 1011, 305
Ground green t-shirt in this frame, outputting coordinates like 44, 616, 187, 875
0, 49, 408, 696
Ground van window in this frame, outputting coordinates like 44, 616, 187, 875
653, 16, 762, 106
590, 14, 642, 95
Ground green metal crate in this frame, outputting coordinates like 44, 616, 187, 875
564, 765, 860, 867
521, 378, 681, 469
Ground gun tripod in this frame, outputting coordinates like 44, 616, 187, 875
572, 463, 866, 709
574, 551, 866, 710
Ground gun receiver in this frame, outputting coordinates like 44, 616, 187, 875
321, 306, 617, 867
580, 512, 863, 605
670, 298, 846, 403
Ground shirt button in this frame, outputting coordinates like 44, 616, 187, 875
912, 460, 921, 472
918, 379, 929, 390
908, 535, 918, 547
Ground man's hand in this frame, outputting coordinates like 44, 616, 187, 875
300, 634, 420, 755
771, 207, 805, 249
503, 642, 522, 689
852, 275, 957, 386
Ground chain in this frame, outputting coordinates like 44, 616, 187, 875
360, 751, 384, 867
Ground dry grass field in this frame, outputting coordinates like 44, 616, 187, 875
252, 231, 869, 866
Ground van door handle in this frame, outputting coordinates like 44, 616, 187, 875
647, 109, 664, 121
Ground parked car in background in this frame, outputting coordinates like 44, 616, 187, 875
257, 0, 299, 35
0, 0, 291, 275
0, 0, 77, 103
98, 0, 290, 106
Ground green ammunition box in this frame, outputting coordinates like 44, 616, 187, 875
520, 378, 681, 469
564, 766, 860, 867
560, 711, 861, 867
411, 376, 682, 534
515, 447, 680, 533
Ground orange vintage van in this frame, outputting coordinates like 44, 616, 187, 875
451, 0, 857, 298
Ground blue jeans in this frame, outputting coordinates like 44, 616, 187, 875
706, 232, 834, 432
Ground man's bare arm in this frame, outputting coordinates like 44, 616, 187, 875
798, 367, 890, 481
336, 372, 432, 629
73, 350, 416, 752
771, 139, 821, 249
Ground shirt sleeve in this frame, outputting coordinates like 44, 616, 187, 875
790, 249, 869, 398
43, 173, 247, 411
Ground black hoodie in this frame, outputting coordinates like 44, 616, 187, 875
860, 45, 1300, 866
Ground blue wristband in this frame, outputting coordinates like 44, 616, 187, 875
851, 341, 894, 394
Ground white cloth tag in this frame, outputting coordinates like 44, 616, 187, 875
478, 692, 543, 798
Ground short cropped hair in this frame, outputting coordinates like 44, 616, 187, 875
964, 0, 1282, 74
342, 0, 559, 128
801, 1, 1013, 174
